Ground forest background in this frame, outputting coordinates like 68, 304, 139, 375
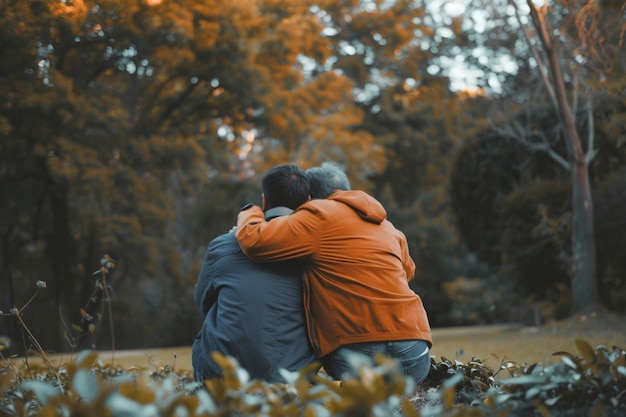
0, 0, 624, 354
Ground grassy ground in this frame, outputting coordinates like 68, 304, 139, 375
429, 311, 626, 367
15, 311, 626, 373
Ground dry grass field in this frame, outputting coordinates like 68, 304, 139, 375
429, 311, 626, 367
13, 311, 624, 375
61, 311, 625, 373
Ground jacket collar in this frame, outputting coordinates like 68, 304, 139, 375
264, 206, 294, 221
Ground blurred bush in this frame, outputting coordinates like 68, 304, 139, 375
2, 341, 625, 416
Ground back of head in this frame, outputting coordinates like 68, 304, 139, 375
261, 164, 310, 210
306, 162, 351, 199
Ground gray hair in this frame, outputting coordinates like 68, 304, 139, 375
306, 162, 351, 199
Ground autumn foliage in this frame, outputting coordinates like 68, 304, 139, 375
1, 0, 625, 353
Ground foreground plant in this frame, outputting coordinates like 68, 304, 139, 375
6, 255, 622, 415
62, 255, 117, 360
1, 340, 624, 417
0, 255, 118, 396
0, 280, 62, 389
495, 340, 626, 416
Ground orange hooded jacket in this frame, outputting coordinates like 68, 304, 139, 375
236, 190, 432, 357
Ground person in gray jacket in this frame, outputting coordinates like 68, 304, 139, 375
192, 164, 317, 383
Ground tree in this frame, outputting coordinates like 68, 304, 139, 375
0, 0, 216, 349
0, 0, 447, 349
238, 0, 439, 187
447, 0, 625, 315
502, 0, 626, 314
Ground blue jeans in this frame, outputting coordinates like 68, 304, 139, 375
323, 340, 430, 385
191, 334, 223, 382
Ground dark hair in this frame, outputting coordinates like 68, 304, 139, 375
261, 164, 310, 210
306, 162, 351, 199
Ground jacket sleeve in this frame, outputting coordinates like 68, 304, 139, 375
194, 242, 219, 316
236, 205, 317, 262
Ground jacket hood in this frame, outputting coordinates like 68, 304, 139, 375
327, 190, 386, 224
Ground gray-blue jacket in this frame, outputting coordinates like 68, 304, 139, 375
191, 208, 317, 383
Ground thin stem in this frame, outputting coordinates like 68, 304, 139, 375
19, 322, 32, 379
14, 313, 64, 392
0, 351, 24, 384
101, 270, 116, 366
18, 289, 41, 314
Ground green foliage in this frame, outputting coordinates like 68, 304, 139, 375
496, 340, 626, 416
2, 266, 619, 417
0, 0, 443, 350
442, 275, 524, 326
368, 80, 457, 208
0, 350, 195, 417
1, 341, 625, 417
594, 168, 626, 312
2, 0, 626, 352
449, 132, 532, 268
449, 92, 626, 305
498, 181, 572, 296
454, 0, 626, 315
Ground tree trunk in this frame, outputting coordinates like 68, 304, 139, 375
570, 161, 597, 314
0, 231, 18, 347
45, 181, 77, 351
530, 1, 599, 314
0, 234, 13, 313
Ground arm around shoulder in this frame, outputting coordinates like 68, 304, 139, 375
235, 204, 317, 261
235, 205, 266, 254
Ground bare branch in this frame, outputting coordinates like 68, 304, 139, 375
533, 131, 571, 170
509, 0, 558, 111
489, 117, 571, 171
527, 1, 551, 50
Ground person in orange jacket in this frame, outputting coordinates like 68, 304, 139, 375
236, 162, 432, 385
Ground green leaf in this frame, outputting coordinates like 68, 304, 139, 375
561, 356, 579, 369
74, 350, 99, 369
544, 395, 561, 406
73, 369, 99, 403
20, 380, 59, 405
500, 374, 546, 385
